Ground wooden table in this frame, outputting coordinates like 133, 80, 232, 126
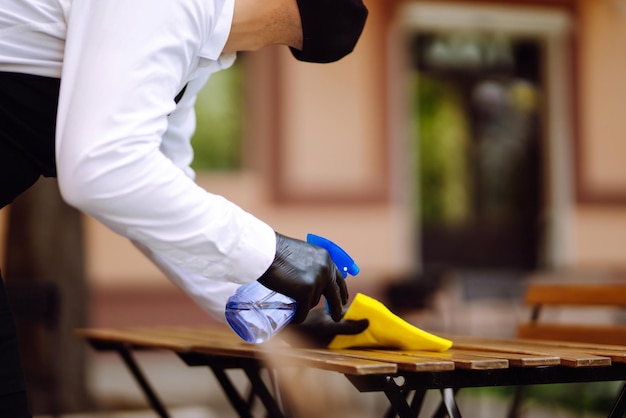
76, 326, 626, 418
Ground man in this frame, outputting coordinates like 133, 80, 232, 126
0, 0, 369, 415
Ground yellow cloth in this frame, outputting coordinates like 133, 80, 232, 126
329, 293, 452, 351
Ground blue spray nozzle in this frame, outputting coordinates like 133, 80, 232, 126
306, 233, 360, 278
306, 233, 359, 315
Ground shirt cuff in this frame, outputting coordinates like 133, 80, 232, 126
224, 212, 276, 284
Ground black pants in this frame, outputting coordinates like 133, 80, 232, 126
0, 274, 31, 417
0, 72, 59, 209
0, 71, 57, 416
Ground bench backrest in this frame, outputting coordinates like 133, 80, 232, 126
517, 278, 626, 346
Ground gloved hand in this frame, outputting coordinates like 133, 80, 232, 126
258, 232, 348, 324
285, 308, 369, 347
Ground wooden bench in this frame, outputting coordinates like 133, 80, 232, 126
508, 274, 626, 417
76, 326, 626, 418
517, 278, 626, 345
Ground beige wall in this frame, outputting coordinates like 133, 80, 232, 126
572, 0, 626, 269
575, 206, 626, 268
578, 0, 626, 192
276, 10, 386, 200
81, 172, 414, 290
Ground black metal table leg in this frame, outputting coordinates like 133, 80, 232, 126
381, 376, 419, 418
383, 389, 427, 418
431, 388, 461, 418
117, 346, 171, 418
181, 352, 286, 418
410, 389, 427, 414
383, 395, 403, 418
384, 389, 416, 418
441, 388, 462, 418
609, 381, 626, 418
384, 402, 398, 418
243, 365, 287, 418
507, 385, 525, 418
210, 365, 255, 418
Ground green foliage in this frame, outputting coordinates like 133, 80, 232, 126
470, 382, 622, 414
190, 61, 242, 171
523, 382, 621, 413
412, 73, 471, 226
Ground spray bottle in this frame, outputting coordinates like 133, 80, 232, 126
225, 233, 360, 344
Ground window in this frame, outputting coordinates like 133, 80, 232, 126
190, 60, 243, 171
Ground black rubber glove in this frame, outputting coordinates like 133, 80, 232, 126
284, 308, 369, 347
257, 232, 348, 324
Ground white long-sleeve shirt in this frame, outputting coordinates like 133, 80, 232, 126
0, 0, 277, 322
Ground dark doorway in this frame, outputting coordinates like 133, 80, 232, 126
411, 32, 544, 271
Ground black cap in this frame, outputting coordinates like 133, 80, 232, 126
290, 0, 368, 64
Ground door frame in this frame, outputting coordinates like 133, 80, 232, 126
388, 2, 575, 270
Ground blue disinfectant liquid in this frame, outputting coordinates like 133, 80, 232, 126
225, 234, 359, 344
224, 280, 297, 344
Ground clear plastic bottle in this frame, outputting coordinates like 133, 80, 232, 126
225, 234, 359, 344
225, 281, 296, 344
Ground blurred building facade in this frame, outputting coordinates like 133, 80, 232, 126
1, 0, 626, 327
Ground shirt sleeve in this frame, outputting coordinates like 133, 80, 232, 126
159, 75, 206, 180
55, 0, 276, 287
132, 239, 240, 323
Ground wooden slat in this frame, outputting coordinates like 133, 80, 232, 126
78, 327, 624, 374
77, 327, 247, 352
525, 283, 626, 306
128, 327, 243, 347
310, 348, 455, 372
446, 335, 612, 368
142, 327, 451, 373
240, 349, 398, 376
75, 328, 201, 351
446, 348, 560, 367
368, 349, 509, 370
76, 327, 398, 376
517, 323, 626, 347
514, 337, 626, 363
130, 328, 400, 375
